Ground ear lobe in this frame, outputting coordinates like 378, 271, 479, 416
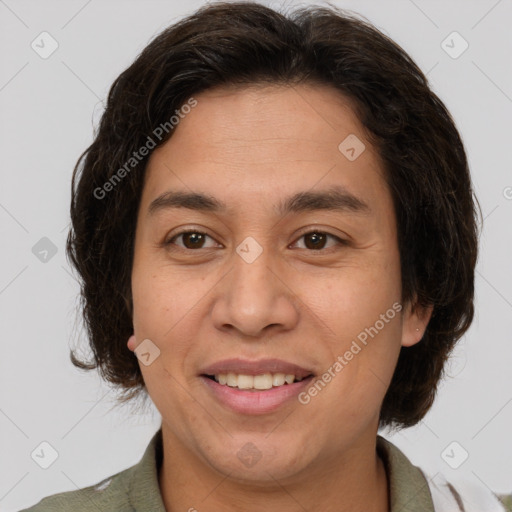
127, 334, 137, 352
401, 301, 434, 348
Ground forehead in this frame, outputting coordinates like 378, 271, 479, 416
141, 83, 389, 217
156, 83, 367, 160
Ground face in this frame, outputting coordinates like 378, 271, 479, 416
130, 83, 429, 482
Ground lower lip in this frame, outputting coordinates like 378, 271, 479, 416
200, 375, 314, 415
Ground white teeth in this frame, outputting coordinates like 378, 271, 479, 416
237, 375, 254, 390
213, 372, 305, 390
253, 374, 273, 390
272, 373, 286, 387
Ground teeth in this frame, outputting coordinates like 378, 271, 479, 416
254, 374, 273, 390
213, 372, 305, 390
272, 373, 285, 387
284, 374, 295, 384
237, 374, 254, 390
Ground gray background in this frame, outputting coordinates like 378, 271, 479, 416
1, 0, 511, 510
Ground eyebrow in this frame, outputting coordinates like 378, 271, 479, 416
147, 185, 370, 217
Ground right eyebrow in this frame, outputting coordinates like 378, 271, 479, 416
148, 191, 224, 216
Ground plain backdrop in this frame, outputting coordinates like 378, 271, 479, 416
1, 0, 511, 510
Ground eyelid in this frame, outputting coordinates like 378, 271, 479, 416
293, 225, 347, 239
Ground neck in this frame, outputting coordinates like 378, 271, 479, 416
158, 426, 389, 512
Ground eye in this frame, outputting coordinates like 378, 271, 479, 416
164, 229, 347, 252
165, 230, 220, 250
291, 230, 346, 251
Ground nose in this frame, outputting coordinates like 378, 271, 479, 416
210, 248, 300, 338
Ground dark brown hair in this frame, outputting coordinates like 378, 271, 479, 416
67, 1, 480, 429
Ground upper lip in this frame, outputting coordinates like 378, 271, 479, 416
200, 358, 314, 379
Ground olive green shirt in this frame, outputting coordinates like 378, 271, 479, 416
21, 431, 435, 511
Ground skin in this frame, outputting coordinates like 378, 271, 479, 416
128, 83, 432, 512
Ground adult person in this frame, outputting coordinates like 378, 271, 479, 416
22, 2, 506, 511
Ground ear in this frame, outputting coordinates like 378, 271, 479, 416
401, 299, 433, 348
127, 334, 137, 352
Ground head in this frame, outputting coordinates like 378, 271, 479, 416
67, 0, 479, 478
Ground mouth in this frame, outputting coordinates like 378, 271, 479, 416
201, 372, 314, 391
198, 358, 316, 414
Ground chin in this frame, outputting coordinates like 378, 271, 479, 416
199, 435, 313, 482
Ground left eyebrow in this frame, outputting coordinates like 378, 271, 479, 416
277, 185, 370, 216
147, 185, 371, 217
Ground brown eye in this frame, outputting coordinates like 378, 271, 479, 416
166, 230, 218, 250
304, 232, 327, 250
181, 232, 206, 249
293, 231, 345, 251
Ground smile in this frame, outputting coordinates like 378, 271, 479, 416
207, 372, 308, 390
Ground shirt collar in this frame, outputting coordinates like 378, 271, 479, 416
127, 428, 166, 511
377, 434, 435, 511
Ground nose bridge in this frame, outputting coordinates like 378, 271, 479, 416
232, 248, 276, 307
211, 242, 299, 337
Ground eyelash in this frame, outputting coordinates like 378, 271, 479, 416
164, 228, 347, 253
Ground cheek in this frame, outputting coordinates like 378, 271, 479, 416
131, 253, 191, 336
131, 260, 210, 378
300, 248, 402, 400
307, 253, 401, 338
131, 264, 199, 406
